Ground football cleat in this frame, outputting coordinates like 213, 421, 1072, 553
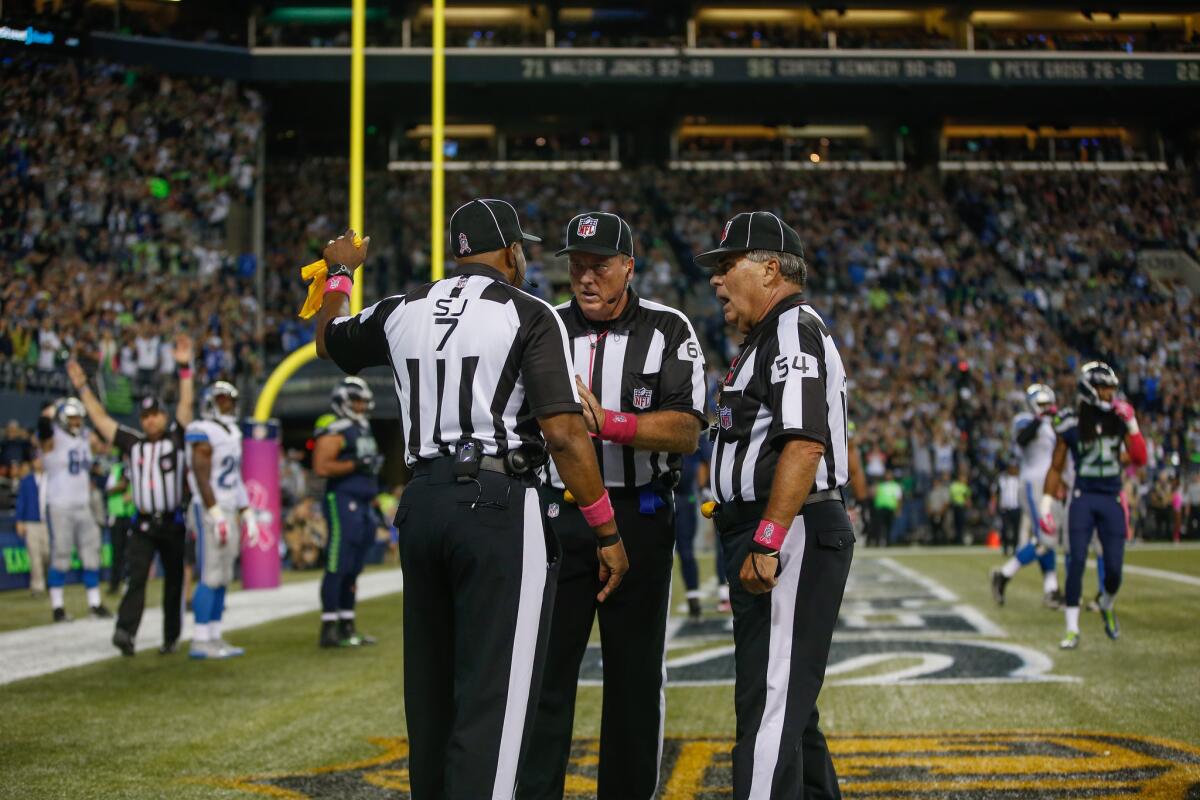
90, 604, 113, 619
53, 608, 72, 623
990, 569, 1009, 606
1101, 608, 1120, 640
338, 619, 376, 646
112, 628, 135, 657
687, 597, 703, 620
319, 621, 343, 649
158, 640, 179, 655
1086, 592, 1101, 612
214, 639, 245, 657
1043, 590, 1063, 610
1059, 631, 1080, 650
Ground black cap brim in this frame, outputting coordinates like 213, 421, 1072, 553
554, 242, 625, 258
693, 245, 746, 271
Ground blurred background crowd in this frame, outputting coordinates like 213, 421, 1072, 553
2, 49, 1199, 552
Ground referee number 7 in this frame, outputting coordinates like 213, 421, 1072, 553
435, 318, 459, 351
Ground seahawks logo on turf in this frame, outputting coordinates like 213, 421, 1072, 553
198, 733, 1200, 799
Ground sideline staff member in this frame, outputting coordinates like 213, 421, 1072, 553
519, 212, 707, 800
313, 211, 629, 800
698, 212, 853, 800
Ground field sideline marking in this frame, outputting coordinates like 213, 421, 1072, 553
859, 542, 1200, 555
0, 568, 404, 686
1123, 564, 1200, 588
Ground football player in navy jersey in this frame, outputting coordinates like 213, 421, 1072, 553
1040, 362, 1147, 649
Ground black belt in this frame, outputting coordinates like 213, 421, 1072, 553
713, 488, 843, 531
412, 454, 536, 482
135, 509, 180, 524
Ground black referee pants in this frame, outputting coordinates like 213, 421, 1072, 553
717, 499, 854, 800
116, 513, 185, 645
397, 462, 559, 800
517, 485, 676, 800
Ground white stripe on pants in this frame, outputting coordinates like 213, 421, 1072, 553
749, 516, 807, 800
492, 487, 551, 800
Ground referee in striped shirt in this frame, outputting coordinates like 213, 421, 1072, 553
699, 212, 853, 800
518, 212, 707, 800
66, 336, 195, 657
313, 211, 629, 800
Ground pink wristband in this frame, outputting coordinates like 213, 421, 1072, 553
599, 410, 638, 445
178, 367, 193, 380
580, 491, 615, 528
753, 518, 789, 551
325, 275, 353, 297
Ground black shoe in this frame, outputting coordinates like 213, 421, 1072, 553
319, 620, 342, 648
990, 568, 1009, 606
53, 607, 72, 623
158, 640, 179, 655
1043, 589, 1064, 610
339, 619, 377, 646
112, 628, 135, 657
90, 604, 113, 619
687, 597, 702, 620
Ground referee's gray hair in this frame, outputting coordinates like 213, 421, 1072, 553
745, 249, 807, 288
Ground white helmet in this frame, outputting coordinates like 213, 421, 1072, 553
55, 398, 86, 433
331, 377, 374, 425
201, 381, 240, 422
1025, 383, 1056, 417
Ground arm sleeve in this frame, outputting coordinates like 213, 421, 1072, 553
111, 425, 142, 455
1015, 417, 1040, 446
656, 315, 708, 423
767, 317, 829, 448
324, 296, 403, 375
519, 304, 582, 418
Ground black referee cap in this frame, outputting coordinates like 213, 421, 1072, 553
449, 198, 541, 260
139, 395, 166, 416
556, 212, 634, 258
693, 211, 805, 271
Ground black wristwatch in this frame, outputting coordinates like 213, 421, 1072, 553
327, 262, 354, 280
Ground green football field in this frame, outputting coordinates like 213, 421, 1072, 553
2, 546, 1198, 799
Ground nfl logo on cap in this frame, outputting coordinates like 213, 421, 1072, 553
633, 387, 652, 410
458, 232, 471, 254
576, 216, 598, 238
720, 220, 733, 244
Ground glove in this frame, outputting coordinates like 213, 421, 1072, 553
1042, 404, 1058, 418
1038, 494, 1056, 535
358, 453, 382, 474
1112, 399, 1139, 434
241, 508, 261, 550
207, 506, 231, 548
297, 233, 363, 320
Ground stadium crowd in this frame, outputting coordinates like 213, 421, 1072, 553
2, 52, 1198, 549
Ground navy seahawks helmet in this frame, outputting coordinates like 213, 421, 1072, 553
1077, 361, 1119, 412
1025, 383, 1056, 416
201, 381, 240, 422
55, 397, 86, 433
331, 377, 374, 424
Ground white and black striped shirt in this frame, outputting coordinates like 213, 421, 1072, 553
324, 263, 581, 465
113, 422, 187, 514
544, 289, 707, 489
996, 473, 1022, 511
709, 295, 848, 504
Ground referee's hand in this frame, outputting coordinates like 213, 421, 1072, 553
596, 538, 629, 603
740, 552, 779, 594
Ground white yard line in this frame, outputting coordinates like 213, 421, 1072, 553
1123, 564, 1200, 588
0, 569, 404, 687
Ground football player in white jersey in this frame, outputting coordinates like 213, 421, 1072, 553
185, 381, 259, 659
37, 398, 111, 622
991, 384, 1064, 608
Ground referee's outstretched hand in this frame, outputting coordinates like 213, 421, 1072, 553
740, 553, 779, 594
596, 538, 629, 602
